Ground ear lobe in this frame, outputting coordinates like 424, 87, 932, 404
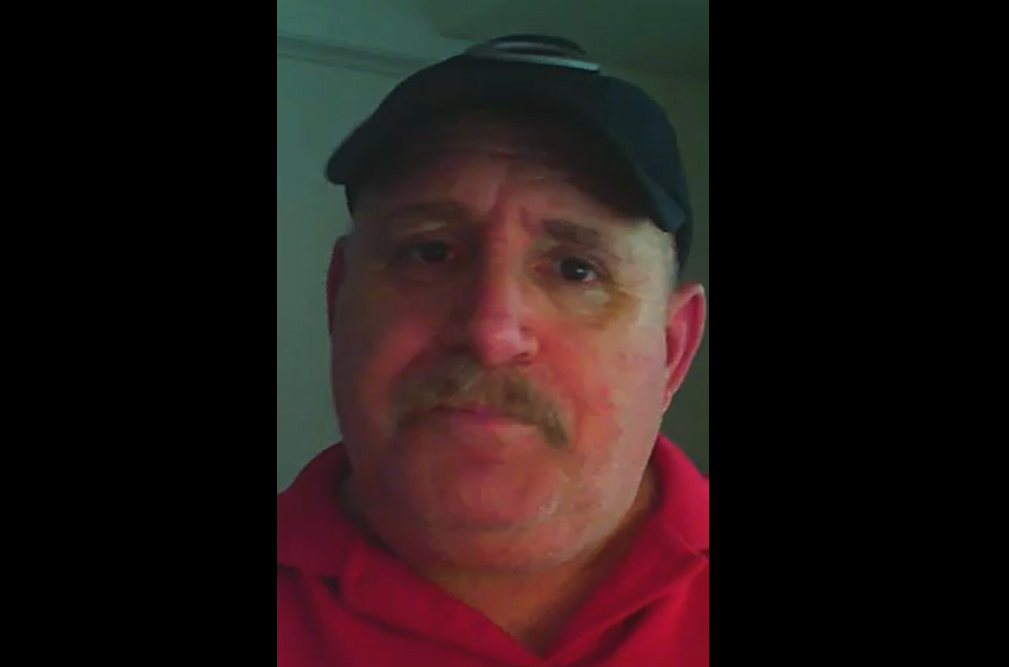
663, 281, 707, 408
326, 237, 348, 336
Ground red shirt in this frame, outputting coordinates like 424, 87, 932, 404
277, 435, 709, 666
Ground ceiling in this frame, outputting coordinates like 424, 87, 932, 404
423, 0, 709, 82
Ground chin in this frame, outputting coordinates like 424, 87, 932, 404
364, 463, 577, 571
378, 416, 558, 509
396, 456, 565, 530
425, 485, 562, 533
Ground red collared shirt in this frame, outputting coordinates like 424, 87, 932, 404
278, 435, 709, 666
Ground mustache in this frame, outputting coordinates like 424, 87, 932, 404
391, 355, 569, 449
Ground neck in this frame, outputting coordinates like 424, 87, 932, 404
434, 470, 656, 652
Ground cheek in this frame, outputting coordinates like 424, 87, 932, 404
331, 280, 440, 418
554, 330, 669, 443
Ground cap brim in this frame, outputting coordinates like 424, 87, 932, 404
326, 61, 689, 260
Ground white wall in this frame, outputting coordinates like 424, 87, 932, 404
278, 0, 472, 61
277, 53, 399, 490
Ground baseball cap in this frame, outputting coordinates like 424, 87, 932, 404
326, 34, 694, 270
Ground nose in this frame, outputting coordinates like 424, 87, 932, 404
452, 254, 540, 367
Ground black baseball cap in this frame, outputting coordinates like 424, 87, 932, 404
326, 35, 694, 270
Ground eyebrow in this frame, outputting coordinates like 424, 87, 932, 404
376, 202, 612, 251
541, 219, 606, 250
379, 201, 475, 227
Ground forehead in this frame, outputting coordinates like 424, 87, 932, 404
353, 108, 649, 220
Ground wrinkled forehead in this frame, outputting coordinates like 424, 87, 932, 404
350, 107, 649, 219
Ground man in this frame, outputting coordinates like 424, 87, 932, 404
277, 35, 709, 666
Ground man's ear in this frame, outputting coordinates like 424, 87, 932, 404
326, 236, 348, 337
663, 281, 707, 409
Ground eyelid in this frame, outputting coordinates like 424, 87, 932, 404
392, 236, 458, 260
549, 240, 611, 265
545, 248, 612, 283
383, 229, 619, 276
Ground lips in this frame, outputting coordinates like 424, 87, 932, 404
430, 405, 515, 423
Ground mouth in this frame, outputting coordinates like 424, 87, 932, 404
429, 404, 517, 424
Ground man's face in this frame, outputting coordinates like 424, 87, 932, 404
328, 112, 705, 569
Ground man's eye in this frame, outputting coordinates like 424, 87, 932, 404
556, 257, 600, 283
398, 240, 454, 264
